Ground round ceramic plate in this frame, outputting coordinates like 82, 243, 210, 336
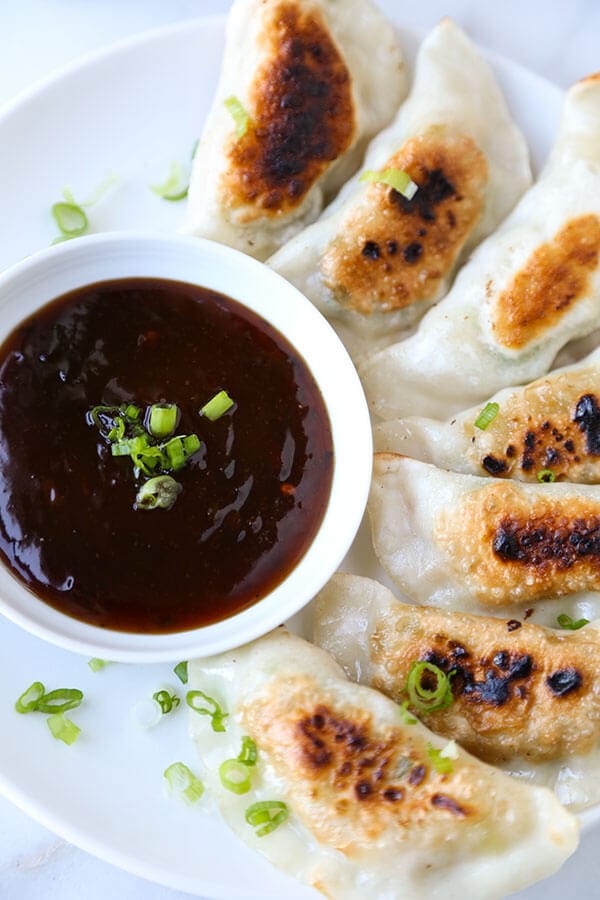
0, 14, 591, 900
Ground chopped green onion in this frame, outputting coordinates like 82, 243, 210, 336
557, 613, 590, 630
47, 712, 81, 745
148, 403, 179, 439
173, 661, 188, 684
245, 800, 289, 837
399, 699, 417, 726
153, 690, 180, 714
474, 402, 500, 431
15, 681, 45, 714
52, 202, 88, 237
224, 95, 250, 138
88, 658, 109, 672
200, 390, 234, 422
405, 661, 455, 713
150, 161, 189, 202
427, 741, 456, 774
359, 168, 418, 200
186, 690, 228, 732
164, 762, 205, 804
162, 434, 201, 471
537, 469, 556, 483
35, 688, 83, 714
15, 682, 83, 714
219, 758, 253, 794
238, 736, 258, 766
135, 475, 182, 511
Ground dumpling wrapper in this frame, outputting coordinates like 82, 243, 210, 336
183, 0, 407, 261
313, 573, 600, 773
188, 628, 577, 900
369, 453, 600, 619
374, 346, 600, 483
269, 18, 531, 360
360, 73, 600, 419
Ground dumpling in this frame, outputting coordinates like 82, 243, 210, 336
369, 453, 600, 620
188, 628, 577, 900
374, 346, 600, 483
183, 0, 407, 261
360, 74, 600, 420
269, 18, 531, 360
313, 573, 600, 768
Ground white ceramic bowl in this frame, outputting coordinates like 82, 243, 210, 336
0, 232, 372, 662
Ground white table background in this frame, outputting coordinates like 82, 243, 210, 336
1, 1, 600, 898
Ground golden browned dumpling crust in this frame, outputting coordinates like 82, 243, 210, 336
239, 674, 538, 854
219, 1, 355, 222
491, 214, 600, 349
367, 603, 600, 763
437, 482, 600, 603
319, 127, 488, 314
463, 368, 600, 482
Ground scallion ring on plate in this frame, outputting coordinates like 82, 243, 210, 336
164, 762, 204, 804
245, 800, 289, 836
152, 690, 180, 714
186, 690, 228, 732
219, 758, 252, 795
47, 712, 81, 745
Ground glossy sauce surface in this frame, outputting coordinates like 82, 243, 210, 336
0, 278, 333, 632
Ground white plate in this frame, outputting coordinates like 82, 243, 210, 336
0, 14, 590, 900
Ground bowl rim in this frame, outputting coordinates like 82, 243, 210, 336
0, 230, 372, 661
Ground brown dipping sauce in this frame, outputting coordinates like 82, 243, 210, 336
0, 278, 333, 632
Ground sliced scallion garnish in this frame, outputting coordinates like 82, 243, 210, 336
537, 469, 556, 483
245, 800, 289, 837
88, 658, 109, 672
405, 661, 455, 713
399, 699, 417, 725
148, 403, 179, 439
238, 736, 258, 766
557, 613, 590, 630
15, 681, 45, 714
200, 390, 234, 422
150, 161, 189, 202
224, 95, 250, 138
427, 740, 457, 774
135, 475, 182, 511
15, 682, 83, 714
359, 168, 418, 200
186, 690, 228, 732
47, 712, 81, 745
474, 402, 499, 431
219, 758, 253, 794
153, 690, 180, 714
35, 688, 83, 714
173, 661, 188, 684
52, 202, 88, 238
164, 762, 205, 804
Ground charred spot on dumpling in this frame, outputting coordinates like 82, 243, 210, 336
431, 793, 470, 817
491, 214, 600, 349
437, 484, 600, 602
546, 668, 582, 697
481, 454, 508, 476
220, 1, 355, 221
574, 394, 600, 455
319, 127, 488, 315
492, 513, 600, 571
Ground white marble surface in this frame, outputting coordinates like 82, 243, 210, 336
1, 1, 600, 898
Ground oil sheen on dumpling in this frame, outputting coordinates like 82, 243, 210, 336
374, 346, 600, 483
183, 0, 407, 261
360, 73, 600, 419
188, 628, 577, 900
269, 18, 531, 360
314, 573, 600, 771
369, 453, 600, 619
